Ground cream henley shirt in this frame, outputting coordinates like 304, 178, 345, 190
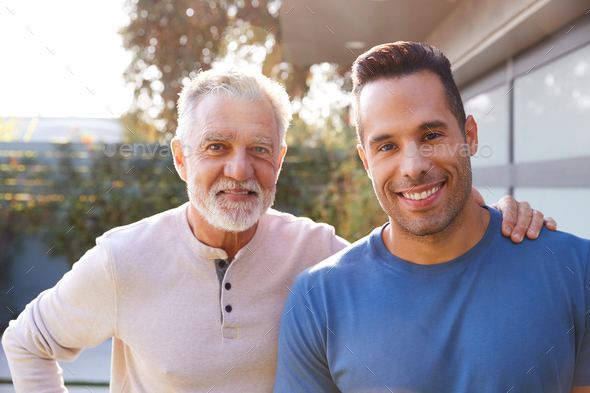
2, 202, 349, 392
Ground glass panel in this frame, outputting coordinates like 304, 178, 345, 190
513, 187, 590, 239
514, 43, 590, 163
463, 84, 509, 168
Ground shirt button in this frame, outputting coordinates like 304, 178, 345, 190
225, 283, 231, 290
225, 305, 232, 313
218, 260, 226, 268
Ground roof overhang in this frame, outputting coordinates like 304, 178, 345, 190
279, 0, 458, 66
279, 0, 589, 87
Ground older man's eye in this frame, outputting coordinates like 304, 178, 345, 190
208, 144, 224, 151
253, 146, 269, 154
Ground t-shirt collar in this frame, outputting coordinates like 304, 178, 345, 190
371, 205, 499, 275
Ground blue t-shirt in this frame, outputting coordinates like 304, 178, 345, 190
274, 207, 590, 392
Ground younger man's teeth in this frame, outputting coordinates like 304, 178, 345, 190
404, 186, 441, 200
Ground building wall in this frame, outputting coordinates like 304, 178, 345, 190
427, 0, 589, 86
0, 117, 123, 144
462, 13, 590, 238
1, 235, 72, 330
426, 0, 547, 65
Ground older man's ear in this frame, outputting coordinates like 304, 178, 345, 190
472, 187, 557, 243
275, 146, 288, 182
171, 139, 188, 182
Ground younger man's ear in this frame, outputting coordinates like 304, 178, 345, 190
357, 144, 372, 179
464, 115, 479, 156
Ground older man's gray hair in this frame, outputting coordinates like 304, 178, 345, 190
175, 69, 292, 147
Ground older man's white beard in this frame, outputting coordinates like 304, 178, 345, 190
188, 178, 275, 233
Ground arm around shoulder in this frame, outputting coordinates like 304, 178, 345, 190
2, 242, 117, 391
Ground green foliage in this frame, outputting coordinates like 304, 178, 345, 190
276, 114, 385, 242
0, 153, 52, 319
40, 143, 186, 264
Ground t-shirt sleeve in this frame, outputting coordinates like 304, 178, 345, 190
273, 276, 340, 393
573, 241, 590, 386
1, 242, 117, 391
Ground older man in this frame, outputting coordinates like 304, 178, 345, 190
3, 69, 553, 392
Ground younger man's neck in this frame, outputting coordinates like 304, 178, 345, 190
383, 197, 490, 265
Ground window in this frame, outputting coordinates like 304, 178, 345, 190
463, 84, 509, 168
514, 187, 590, 238
514, 44, 590, 163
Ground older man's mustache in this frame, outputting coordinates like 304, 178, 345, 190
210, 178, 263, 198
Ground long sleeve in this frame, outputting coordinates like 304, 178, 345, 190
1, 242, 117, 392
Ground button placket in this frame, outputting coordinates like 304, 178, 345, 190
222, 284, 234, 319
221, 264, 239, 339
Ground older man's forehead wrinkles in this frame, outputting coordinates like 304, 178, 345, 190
199, 132, 275, 149
201, 133, 235, 144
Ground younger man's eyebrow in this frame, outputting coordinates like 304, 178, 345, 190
419, 120, 448, 131
369, 133, 395, 146
367, 120, 449, 147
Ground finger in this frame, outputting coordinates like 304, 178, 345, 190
525, 210, 545, 239
495, 196, 517, 237
511, 201, 533, 243
544, 216, 557, 231
472, 187, 485, 206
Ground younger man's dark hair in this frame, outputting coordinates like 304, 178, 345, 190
351, 41, 466, 144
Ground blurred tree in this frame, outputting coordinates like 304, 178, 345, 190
276, 111, 385, 243
0, 145, 187, 328
276, 63, 387, 241
119, 0, 307, 141
39, 143, 187, 264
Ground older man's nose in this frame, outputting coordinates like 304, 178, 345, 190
224, 149, 254, 181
